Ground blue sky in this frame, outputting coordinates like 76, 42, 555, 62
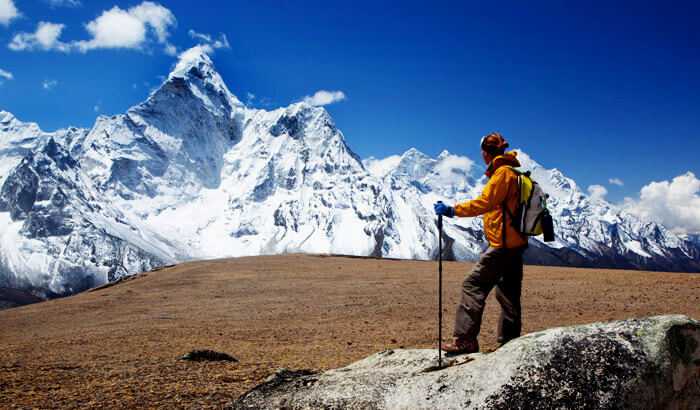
1, 0, 699, 205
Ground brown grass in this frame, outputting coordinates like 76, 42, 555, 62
1, 255, 698, 408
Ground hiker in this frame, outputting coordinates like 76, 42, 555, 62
433, 132, 528, 354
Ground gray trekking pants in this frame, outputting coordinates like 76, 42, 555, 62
454, 246, 526, 343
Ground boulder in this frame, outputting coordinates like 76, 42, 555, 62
230, 315, 700, 409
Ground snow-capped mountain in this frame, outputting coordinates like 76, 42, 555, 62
511, 151, 700, 271
1, 47, 698, 298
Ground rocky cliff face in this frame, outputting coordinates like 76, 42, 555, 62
0, 137, 172, 296
230, 315, 700, 410
0, 47, 698, 297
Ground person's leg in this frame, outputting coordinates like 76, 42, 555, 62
494, 247, 524, 345
453, 247, 506, 341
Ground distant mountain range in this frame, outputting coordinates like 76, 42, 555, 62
1, 47, 698, 298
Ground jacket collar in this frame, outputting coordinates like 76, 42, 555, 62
485, 151, 521, 177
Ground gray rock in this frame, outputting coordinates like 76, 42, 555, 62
230, 315, 700, 409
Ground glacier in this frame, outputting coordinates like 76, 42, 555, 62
1, 47, 698, 298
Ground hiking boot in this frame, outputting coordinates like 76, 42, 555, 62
440, 337, 479, 355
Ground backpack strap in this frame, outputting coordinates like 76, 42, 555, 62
501, 166, 515, 246
500, 166, 520, 218
500, 166, 523, 247
502, 202, 507, 246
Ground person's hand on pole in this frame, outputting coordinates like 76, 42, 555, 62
433, 201, 455, 218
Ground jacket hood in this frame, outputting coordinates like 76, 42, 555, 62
485, 151, 520, 177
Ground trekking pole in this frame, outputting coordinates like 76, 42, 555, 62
437, 211, 443, 369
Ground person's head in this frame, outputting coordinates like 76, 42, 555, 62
480, 132, 509, 164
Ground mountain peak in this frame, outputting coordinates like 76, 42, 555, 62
0, 110, 45, 137
438, 149, 452, 158
169, 45, 215, 79
287, 100, 326, 115
0, 110, 15, 124
511, 149, 542, 170
401, 147, 429, 159
165, 45, 242, 107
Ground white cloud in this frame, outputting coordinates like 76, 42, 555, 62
363, 151, 474, 182
245, 92, 256, 105
36, 22, 66, 47
9, 21, 69, 51
84, 8, 145, 49
623, 172, 700, 235
9, 2, 176, 54
0, 68, 13, 80
212, 34, 230, 49
363, 155, 402, 178
77, 5, 148, 51
609, 177, 624, 186
188, 29, 230, 49
188, 29, 211, 43
435, 152, 475, 178
46, 0, 81, 7
164, 43, 177, 56
0, 0, 20, 26
587, 184, 608, 201
303, 90, 346, 106
42, 79, 58, 90
129, 2, 175, 44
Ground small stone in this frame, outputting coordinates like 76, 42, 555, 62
180, 349, 238, 362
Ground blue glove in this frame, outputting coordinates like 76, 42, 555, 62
434, 201, 455, 218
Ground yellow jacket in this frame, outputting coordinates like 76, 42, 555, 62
454, 151, 527, 249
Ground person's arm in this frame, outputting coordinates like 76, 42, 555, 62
454, 168, 510, 217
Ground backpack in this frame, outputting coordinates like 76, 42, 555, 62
504, 166, 555, 242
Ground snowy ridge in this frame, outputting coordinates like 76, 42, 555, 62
1, 47, 698, 297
